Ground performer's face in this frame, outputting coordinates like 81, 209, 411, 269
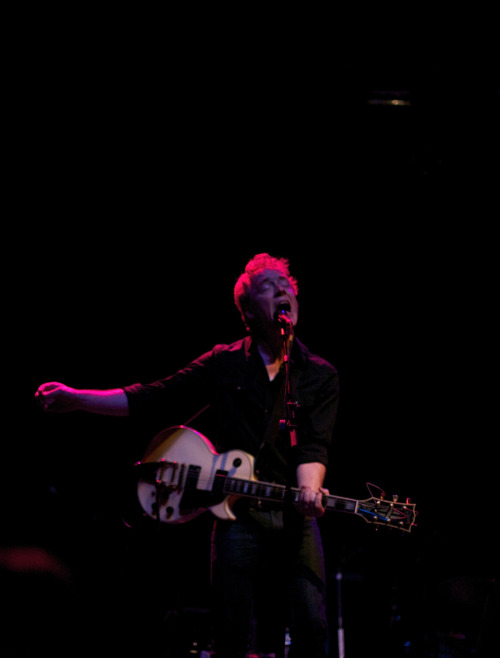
245, 268, 299, 332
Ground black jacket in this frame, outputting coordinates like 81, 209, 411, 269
124, 336, 339, 485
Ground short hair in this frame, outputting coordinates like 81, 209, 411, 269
233, 253, 299, 325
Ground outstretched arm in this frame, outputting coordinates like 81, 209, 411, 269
35, 382, 129, 416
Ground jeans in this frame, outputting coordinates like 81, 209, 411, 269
211, 505, 329, 658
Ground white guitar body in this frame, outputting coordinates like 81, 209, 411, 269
137, 425, 255, 524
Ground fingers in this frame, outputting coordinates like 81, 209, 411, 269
297, 486, 327, 518
35, 382, 66, 412
35, 387, 51, 411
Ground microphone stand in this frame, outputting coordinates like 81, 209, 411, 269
276, 315, 300, 658
277, 317, 299, 449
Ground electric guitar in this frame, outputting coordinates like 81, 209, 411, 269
135, 426, 417, 532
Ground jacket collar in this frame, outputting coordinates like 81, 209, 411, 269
244, 334, 308, 369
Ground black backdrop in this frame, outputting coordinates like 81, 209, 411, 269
4, 13, 499, 657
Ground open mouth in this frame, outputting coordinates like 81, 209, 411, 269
276, 301, 291, 313
274, 301, 292, 326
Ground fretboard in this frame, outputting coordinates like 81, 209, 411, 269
222, 476, 358, 514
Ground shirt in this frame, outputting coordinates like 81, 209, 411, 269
124, 335, 339, 485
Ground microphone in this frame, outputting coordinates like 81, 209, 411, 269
274, 303, 292, 327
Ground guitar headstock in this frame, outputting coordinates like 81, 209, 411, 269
357, 495, 417, 532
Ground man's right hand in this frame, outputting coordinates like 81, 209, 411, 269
35, 382, 81, 413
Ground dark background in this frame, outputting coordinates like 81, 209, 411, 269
3, 9, 499, 657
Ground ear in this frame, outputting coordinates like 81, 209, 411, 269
240, 301, 255, 332
240, 297, 254, 321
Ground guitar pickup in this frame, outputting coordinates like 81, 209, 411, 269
212, 469, 228, 495
179, 467, 227, 515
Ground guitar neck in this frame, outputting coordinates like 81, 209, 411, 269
222, 475, 358, 514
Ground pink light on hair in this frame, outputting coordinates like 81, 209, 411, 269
233, 253, 298, 321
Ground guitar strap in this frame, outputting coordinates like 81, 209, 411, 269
183, 403, 211, 427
